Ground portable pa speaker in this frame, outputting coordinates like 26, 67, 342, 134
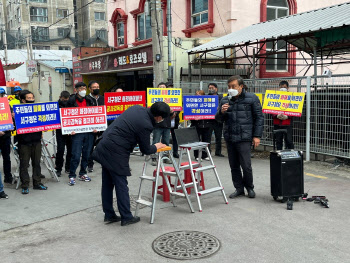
270, 150, 304, 198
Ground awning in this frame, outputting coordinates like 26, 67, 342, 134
188, 2, 350, 57
2, 62, 25, 70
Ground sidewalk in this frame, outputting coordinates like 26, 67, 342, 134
0, 152, 349, 263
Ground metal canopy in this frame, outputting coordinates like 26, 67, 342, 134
188, 2, 350, 58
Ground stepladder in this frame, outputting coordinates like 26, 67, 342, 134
174, 142, 228, 212
134, 146, 194, 224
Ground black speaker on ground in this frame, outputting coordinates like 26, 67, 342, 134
270, 150, 304, 199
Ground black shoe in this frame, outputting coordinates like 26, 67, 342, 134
0, 191, 9, 199
215, 154, 225, 157
4, 177, 14, 184
173, 153, 179, 158
121, 216, 140, 226
104, 215, 121, 224
22, 188, 29, 195
56, 171, 61, 177
40, 174, 45, 179
33, 183, 48, 190
88, 166, 94, 173
247, 188, 256, 198
229, 190, 245, 198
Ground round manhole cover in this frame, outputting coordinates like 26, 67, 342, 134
152, 231, 220, 260
113, 195, 151, 212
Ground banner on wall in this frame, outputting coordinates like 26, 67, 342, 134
147, 88, 182, 111
262, 90, 305, 117
183, 95, 218, 120
0, 97, 14, 132
104, 91, 146, 120
13, 102, 61, 134
60, 106, 107, 135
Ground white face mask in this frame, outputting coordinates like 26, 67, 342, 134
78, 90, 86, 97
280, 88, 288, 92
228, 89, 239, 98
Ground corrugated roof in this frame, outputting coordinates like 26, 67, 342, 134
40, 60, 72, 69
188, 2, 350, 54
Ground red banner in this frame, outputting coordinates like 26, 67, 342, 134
60, 106, 107, 135
104, 91, 146, 120
0, 97, 14, 132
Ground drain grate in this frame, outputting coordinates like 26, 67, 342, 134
113, 195, 151, 212
152, 231, 220, 260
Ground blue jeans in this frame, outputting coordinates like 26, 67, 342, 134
0, 171, 4, 193
69, 133, 94, 178
152, 127, 170, 145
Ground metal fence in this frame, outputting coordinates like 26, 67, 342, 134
175, 75, 350, 161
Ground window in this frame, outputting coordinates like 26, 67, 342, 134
96, 29, 107, 41
57, 28, 70, 37
17, 8, 21, 23
31, 26, 49, 41
137, 13, 151, 40
59, 46, 71, 50
117, 22, 124, 46
265, 0, 288, 71
192, 0, 208, 26
94, 0, 104, 2
57, 9, 68, 18
94, 12, 105, 21
30, 0, 47, 2
33, 45, 50, 50
30, 7, 48, 22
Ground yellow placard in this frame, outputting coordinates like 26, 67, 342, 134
262, 90, 305, 117
223, 93, 263, 105
147, 88, 183, 111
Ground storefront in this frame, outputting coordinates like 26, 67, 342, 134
75, 44, 154, 93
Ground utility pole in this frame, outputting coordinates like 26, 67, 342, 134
2, 28, 10, 81
167, 0, 173, 83
151, 0, 164, 87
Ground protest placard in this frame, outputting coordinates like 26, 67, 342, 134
104, 91, 146, 120
13, 102, 61, 134
262, 90, 305, 117
183, 95, 218, 120
0, 97, 14, 132
147, 88, 182, 111
60, 106, 107, 135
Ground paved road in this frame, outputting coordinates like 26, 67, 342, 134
1, 150, 349, 263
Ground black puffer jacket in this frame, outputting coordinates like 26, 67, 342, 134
215, 90, 264, 143
67, 94, 95, 107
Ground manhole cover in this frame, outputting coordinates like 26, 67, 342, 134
113, 195, 151, 212
152, 231, 220, 260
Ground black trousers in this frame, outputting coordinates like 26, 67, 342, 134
0, 137, 12, 179
226, 141, 254, 191
170, 128, 178, 155
55, 129, 72, 172
194, 127, 211, 159
88, 134, 98, 168
19, 142, 42, 188
208, 122, 223, 155
101, 167, 133, 220
274, 125, 294, 150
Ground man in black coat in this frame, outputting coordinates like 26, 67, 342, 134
216, 76, 264, 199
92, 102, 169, 226
208, 83, 225, 157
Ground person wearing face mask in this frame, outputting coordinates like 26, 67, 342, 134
207, 83, 225, 157
9, 86, 22, 108
67, 82, 97, 186
54, 91, 72, 177
216, 76, 264, 199
87, 80, 105, 172
92, 102, 169, 226
16, 90, 48, 194
273, 81, 294, 150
